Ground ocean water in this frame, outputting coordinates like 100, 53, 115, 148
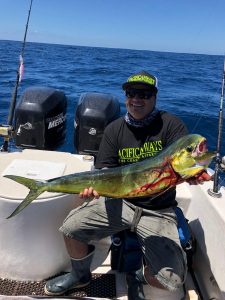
0, 40, 224, 175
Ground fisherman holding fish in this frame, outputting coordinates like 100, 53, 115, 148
5, 71, 212, 299
43, 71, 211, 299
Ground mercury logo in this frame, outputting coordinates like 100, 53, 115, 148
47, 113, 66, 129
89, 128, 96, 135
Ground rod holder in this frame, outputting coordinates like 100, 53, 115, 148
0, 125, 14, 138
207, 188, 222, 198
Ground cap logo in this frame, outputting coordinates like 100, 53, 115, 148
128, 75, 156, 86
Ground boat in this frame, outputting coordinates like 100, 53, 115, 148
0, 86, 225, 300
0, 1, 225, 298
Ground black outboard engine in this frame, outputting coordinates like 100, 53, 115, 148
15, 87, 67, 150
74, 92, 120, 157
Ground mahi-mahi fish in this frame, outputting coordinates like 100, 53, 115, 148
4, 134, 215, 218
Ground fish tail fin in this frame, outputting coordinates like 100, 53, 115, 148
4, 175, 47, 219
4, 175, 45, 190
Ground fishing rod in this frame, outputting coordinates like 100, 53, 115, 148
208, 57, 225, 198
0, 0, 34, 152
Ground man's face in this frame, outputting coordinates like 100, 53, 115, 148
125, 86, 156, 120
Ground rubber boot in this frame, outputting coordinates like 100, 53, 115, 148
44, 245, 95, 296
126, 267, 147, 300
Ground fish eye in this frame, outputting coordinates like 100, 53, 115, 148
186, 146, 193, 153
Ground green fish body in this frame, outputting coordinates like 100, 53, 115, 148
5, 134, 215, 218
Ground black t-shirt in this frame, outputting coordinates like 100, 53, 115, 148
95, 111, 188, 209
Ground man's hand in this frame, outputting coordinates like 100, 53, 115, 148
186, 171, 212, 185
79, 187, 100, 200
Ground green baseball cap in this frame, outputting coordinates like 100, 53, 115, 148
122, 71, 158, 92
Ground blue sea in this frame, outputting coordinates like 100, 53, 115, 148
0, 40, 224, 176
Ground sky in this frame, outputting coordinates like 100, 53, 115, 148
0, 0, 224, 55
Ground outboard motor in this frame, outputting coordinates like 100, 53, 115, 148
74, 92, 120, 157
15, 87, 67, 150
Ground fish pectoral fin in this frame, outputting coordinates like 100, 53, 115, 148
7, 188, 45, 219
180, 166, 205, 179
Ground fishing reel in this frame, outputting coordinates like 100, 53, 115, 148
212, 154, 225, 172
0, 124, 14, 138
0, 124, 14, 152
221, 156, 225, 171
208, 154, 225, 198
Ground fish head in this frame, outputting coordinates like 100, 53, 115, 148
170, 134, 215, 179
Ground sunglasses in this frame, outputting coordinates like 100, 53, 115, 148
125, 89, 154, 100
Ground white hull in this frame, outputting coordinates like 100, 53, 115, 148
176, 181, 225, 299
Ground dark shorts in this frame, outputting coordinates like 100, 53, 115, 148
60, 197, 187, 291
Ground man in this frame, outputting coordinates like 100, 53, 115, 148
44, 71, 210, 299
